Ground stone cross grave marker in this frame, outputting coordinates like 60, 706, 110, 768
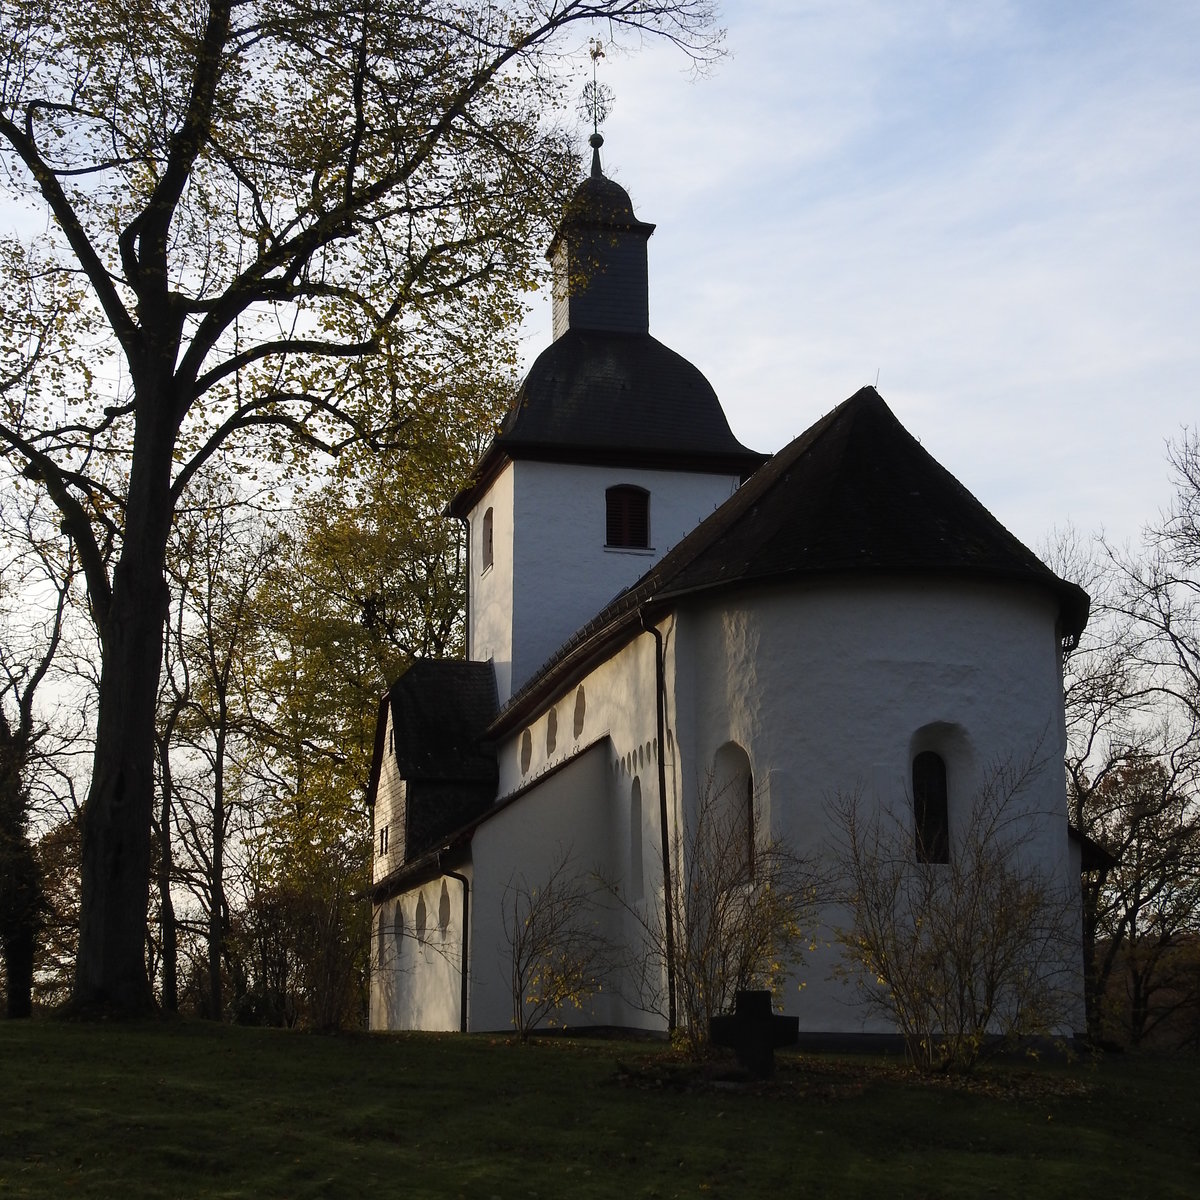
709, 990, 799, 1080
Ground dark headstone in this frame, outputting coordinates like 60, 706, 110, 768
709, 990, 799, 1080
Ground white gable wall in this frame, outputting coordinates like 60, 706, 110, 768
371, 708, 405, 886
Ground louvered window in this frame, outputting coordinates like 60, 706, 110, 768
606, 485, 650, 549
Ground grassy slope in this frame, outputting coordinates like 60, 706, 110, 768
1, 1021, 1196, 1199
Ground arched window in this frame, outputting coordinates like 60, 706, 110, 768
481, 506, 494, 571
606, 485, 650, 549
629, 777, 644, 902
712, 742, 754, 881
913, 751, 949, 864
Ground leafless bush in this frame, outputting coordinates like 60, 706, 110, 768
831, 754, 1079, 1073
620, 774, 821, 1059
502, 851, 615, 1042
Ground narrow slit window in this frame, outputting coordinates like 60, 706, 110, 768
606, 486, 650, 549
913, 751, 949, 864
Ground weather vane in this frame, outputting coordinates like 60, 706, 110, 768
580, 38, 615, 138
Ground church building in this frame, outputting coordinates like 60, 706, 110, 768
366, 135, 1090, 1038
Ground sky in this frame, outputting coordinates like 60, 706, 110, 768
522, 0, 1200, 554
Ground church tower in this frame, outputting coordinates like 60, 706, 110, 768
450, 136, 765, 704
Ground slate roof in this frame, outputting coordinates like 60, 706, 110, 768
386, 660, 498, 782
448, 332, 766, 515
506, 329, 765, 465
545, 166, 654, 256
490, 386, 1090, 733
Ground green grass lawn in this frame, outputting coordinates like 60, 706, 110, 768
1, 1020, 1196, 1199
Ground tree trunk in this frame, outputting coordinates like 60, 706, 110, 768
157, 814, 178, 1014
73, 553, 170, 1016
1, 840, 42, 1018
207, 721, 227, 1020
1, 736, 42, 1019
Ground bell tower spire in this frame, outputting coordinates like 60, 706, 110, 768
550, 45, 654, 339
449, 62, 766, 704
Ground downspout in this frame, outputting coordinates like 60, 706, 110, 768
639, 608, 677, 1032
440, 856, 470, 1033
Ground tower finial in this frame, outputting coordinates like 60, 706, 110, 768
580, 38, 614, 177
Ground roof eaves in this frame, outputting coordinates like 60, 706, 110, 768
446, 440, 509, 519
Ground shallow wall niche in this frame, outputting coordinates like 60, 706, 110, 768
415, 892, 428, 943
629, 777, 644, 902
711, 741, 754, 879
438, 881, 451, 935
573, 686, 586, 738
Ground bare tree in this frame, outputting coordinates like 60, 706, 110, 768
1079, 759, 1200, 1047
831, 753, 1080, 1073
1046, 453, 1200, 1047
1111, 432, 1200, 741
158, 479, 279, 1019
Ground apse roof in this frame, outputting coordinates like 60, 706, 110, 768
491, 386, 1090, 731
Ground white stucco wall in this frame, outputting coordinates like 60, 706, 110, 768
480, 634, 671, 1033
370, 870, 470, 1032
493, 460, 739, 703
376, 573, 1082, 1039
467, 744, 622, 1032
467, 468, 515, 701
672, 577, 1079, 1034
